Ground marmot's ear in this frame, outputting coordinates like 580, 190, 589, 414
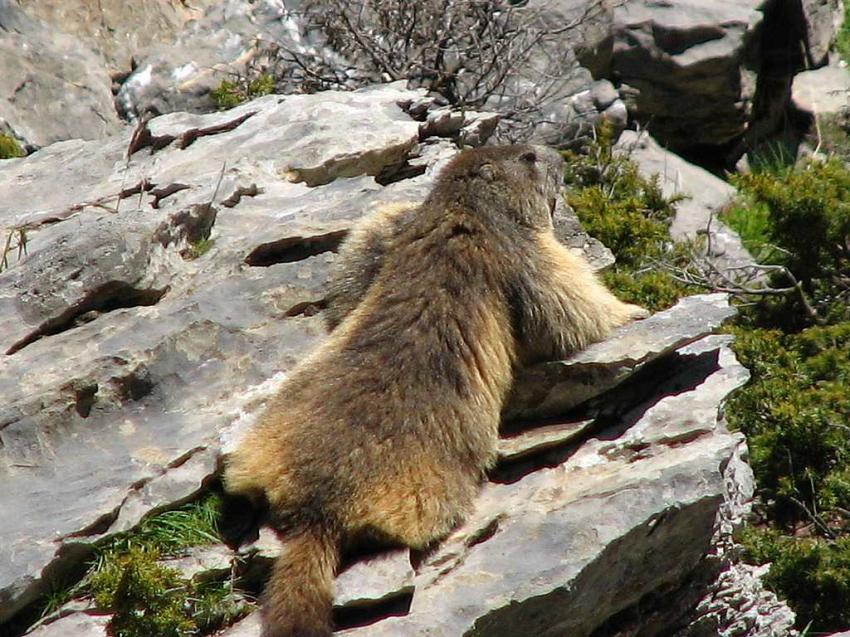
479, 163, 496, 182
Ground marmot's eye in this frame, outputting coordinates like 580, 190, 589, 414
519, 151, 537, 163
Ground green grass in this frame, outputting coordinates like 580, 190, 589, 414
0, 133, 24, 159
39, 494, 250, 636
211, 74, 276, 110
837, 0, 850, 65
184, 237, 215, 260
721, 199, 785, 264
102, 494, 222, 555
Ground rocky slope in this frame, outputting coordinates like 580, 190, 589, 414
0, 0, 843, 159
0, 83, 796, 636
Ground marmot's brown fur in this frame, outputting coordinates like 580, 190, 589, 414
222, 145, 646, 637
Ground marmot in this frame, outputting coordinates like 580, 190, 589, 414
222, 145, 647, 637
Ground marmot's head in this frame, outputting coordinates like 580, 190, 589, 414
428, 145, 565, 231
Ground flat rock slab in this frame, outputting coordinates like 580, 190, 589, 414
221, 329, 751, 636
23, 612, 108, 637
0, 4, 122, 148
505, 293, 735, 421
615, 130, 754, 276
792, 64, 850, 116
0, 83, 430, 623
0, 82, 607, 626
612, 0, 763, 149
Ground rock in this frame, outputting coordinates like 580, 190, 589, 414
219, 301, 761, 636
800, 0, 844, 67
505, 293, 736, 422
22, 612, 108, 637
115, 0, 311, 120
334, 550, 414, 609
0, 81, 612, 627
0, 83, 425, 623
682, 562, 798, 637
615, 130, 754, 274
532, 0, 616, 78
0, 3, 122, 149
612, 0, 844, 155
792, 64, 850, 117
220, 613, 262, 637
17, 0, 217, 74
612, 0, 762, 150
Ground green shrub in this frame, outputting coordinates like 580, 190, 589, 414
90, 547, 195, 637
726, 158, 850, 330
211, 73, 276, 110
38, 495, 248, 633
837, 0, 850, 66
0, 133, 24, 159
727, 325, 850, 526
564, 126, 693, 312
733, 160, 850, 290
741, 528, 850, 632
725, 156, 850, 631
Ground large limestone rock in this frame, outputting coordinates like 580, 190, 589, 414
612, 0, 763, 150
792, 64, 850, 117
0, 2, 122, 149
612, 0, 842, 153
17, 0, 217, 73
800, 0, 845, 67
115, 0, 306, 120
0, 82, 444, 624
615, 130, 754, 275
0, 84, 794, 636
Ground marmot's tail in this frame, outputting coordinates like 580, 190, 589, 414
261, 526, 339, 637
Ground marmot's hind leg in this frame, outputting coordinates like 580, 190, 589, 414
353, 476, 473, 550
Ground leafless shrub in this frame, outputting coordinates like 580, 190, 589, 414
250, 0, 611, 141
656, 216, 826, 324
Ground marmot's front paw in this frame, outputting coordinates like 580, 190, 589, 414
625, 303, 650, 321
610, 302, 650, 327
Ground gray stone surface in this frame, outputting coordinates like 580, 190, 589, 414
220, 308, 762, 636
115, 0, 302, 120
616, 130, 754, 273
792, 64, 850, 117
612, 0, 843, 153
612, 0, 763, 150
23, 613, 108, 637
801, 0, 844, 67
0, 2, 122, 149
334, 550, 414, 608
0, 83, 440, 624
17, 0, 217, 73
